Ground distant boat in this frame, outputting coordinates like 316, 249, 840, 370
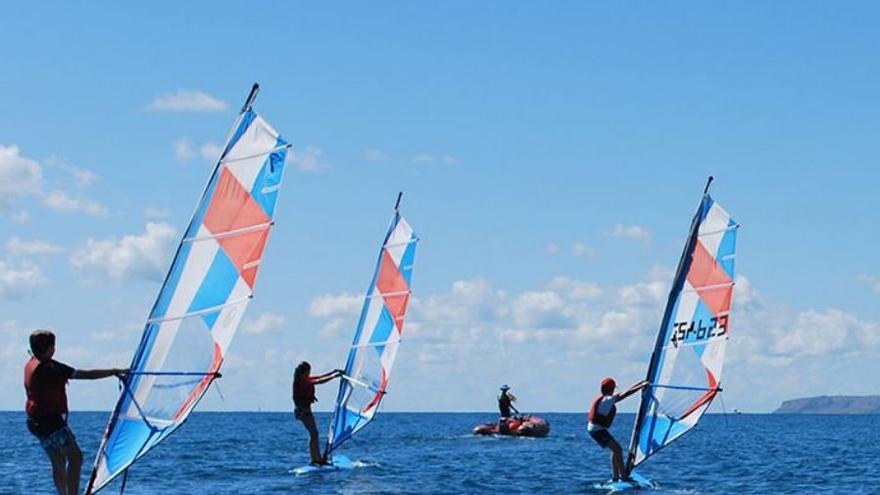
86, 84, 291, 494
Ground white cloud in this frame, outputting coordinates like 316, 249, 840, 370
44, 190, 109, 216
68, 167, 96, 188
148, 90, 228, 112
603, 223, 652, 244
1, 146, 106, 219
571, 241, 597, 258
309, 293, 362, 317
241, 313, 285, 335
856, 274, 880, 294
365, 149, 389, 163
289, 146, 324, 172
545, 242, 560, 255
316, 268, 880, 409
200, 142, 223, 161
512, 291, 572, 329
174, 139, 222, 163
412, 153, 434, 163
411, 153, 458, 165
144, 207, 172, 219
70, 222, 177, 282
547, 276, 602, 300
770, 309, 878, 358
0, 145, 43, 213
6, 237, 63, 256
174, 137, 196, 162
10, 210, 31, 223
0, 261, 45, 300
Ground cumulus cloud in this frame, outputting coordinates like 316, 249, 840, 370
144, 207, 172, 219
571, 241, 597, 258
603, 224, 652, 244
0, 145, 43, 213
148, 90, 228, 112
289, 146, 324, 172
6, 238, 63, 256
44, 190, 108, 216
0, 145, 108, 218
547, 276, 601, 300
309, 293, 362, 317
70, 222, 177, 282
412, 153, 458, 165
174, 139, 223, 163
0, 261, 45, 300
856, 274, 880, 294
545, 242, 560, 255
174, 137, 196, 161
304, 266, 880, 411
365, 149, 390, 163
241, 313, 285, 335
200, 142, 223, 161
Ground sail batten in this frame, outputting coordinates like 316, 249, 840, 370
626, 179, 738, 472
323, 200, 418, 458
86, 85, 290, 494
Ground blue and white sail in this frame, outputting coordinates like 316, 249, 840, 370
324, 195, 418, 458
87, 84, 290, 494
626, 177, 739, 471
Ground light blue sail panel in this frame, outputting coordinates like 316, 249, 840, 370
627, 186, 739, 470
86, 88, 290, 494
324, 207, 418, 457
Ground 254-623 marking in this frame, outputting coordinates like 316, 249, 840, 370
670, 315, 728, 344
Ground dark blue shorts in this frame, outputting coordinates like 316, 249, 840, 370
589, 428, 615, 449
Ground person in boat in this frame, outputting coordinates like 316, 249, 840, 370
497, 384, 519, 433
587, 377, 649, 483
24, 330, 127, 495
292, 361, 343, 465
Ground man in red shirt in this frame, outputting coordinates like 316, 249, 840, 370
24, 330, 126, 495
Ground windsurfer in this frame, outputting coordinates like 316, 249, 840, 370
24, 330, 127, 495
292, 361, 342, 465
587, 377, 648, 482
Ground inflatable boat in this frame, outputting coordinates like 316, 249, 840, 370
472, 415, 550, 437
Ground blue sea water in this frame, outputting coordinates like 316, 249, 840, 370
1, 412, 878, 494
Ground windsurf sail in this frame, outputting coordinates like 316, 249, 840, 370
86, 84, 291, 494
323, 193, 418, 458
625, 176, 739, 471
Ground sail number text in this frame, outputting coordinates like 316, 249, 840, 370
670, 315, 728, 344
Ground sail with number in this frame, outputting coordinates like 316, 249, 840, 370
626, 177, 739, 472
86, 84, 291, 493
324, 194, 418, 459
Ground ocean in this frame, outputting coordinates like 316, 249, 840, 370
2, 412, 878, 494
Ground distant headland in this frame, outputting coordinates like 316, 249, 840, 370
774, 395, 880, 414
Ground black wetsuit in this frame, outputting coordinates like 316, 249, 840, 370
498, 393, 515, 418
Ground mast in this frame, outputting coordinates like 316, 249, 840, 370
624, 176, 713, 473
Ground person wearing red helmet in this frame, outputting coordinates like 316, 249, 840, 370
587, 377, 649, 482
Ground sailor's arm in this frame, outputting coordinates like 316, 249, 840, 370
616, 380, 650, 401
72, 368, 128, 380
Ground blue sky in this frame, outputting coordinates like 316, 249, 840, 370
2, 2, 879, 414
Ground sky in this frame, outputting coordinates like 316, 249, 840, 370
1, 2, 879, 415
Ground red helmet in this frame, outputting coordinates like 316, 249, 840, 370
601, 377, 616, 394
